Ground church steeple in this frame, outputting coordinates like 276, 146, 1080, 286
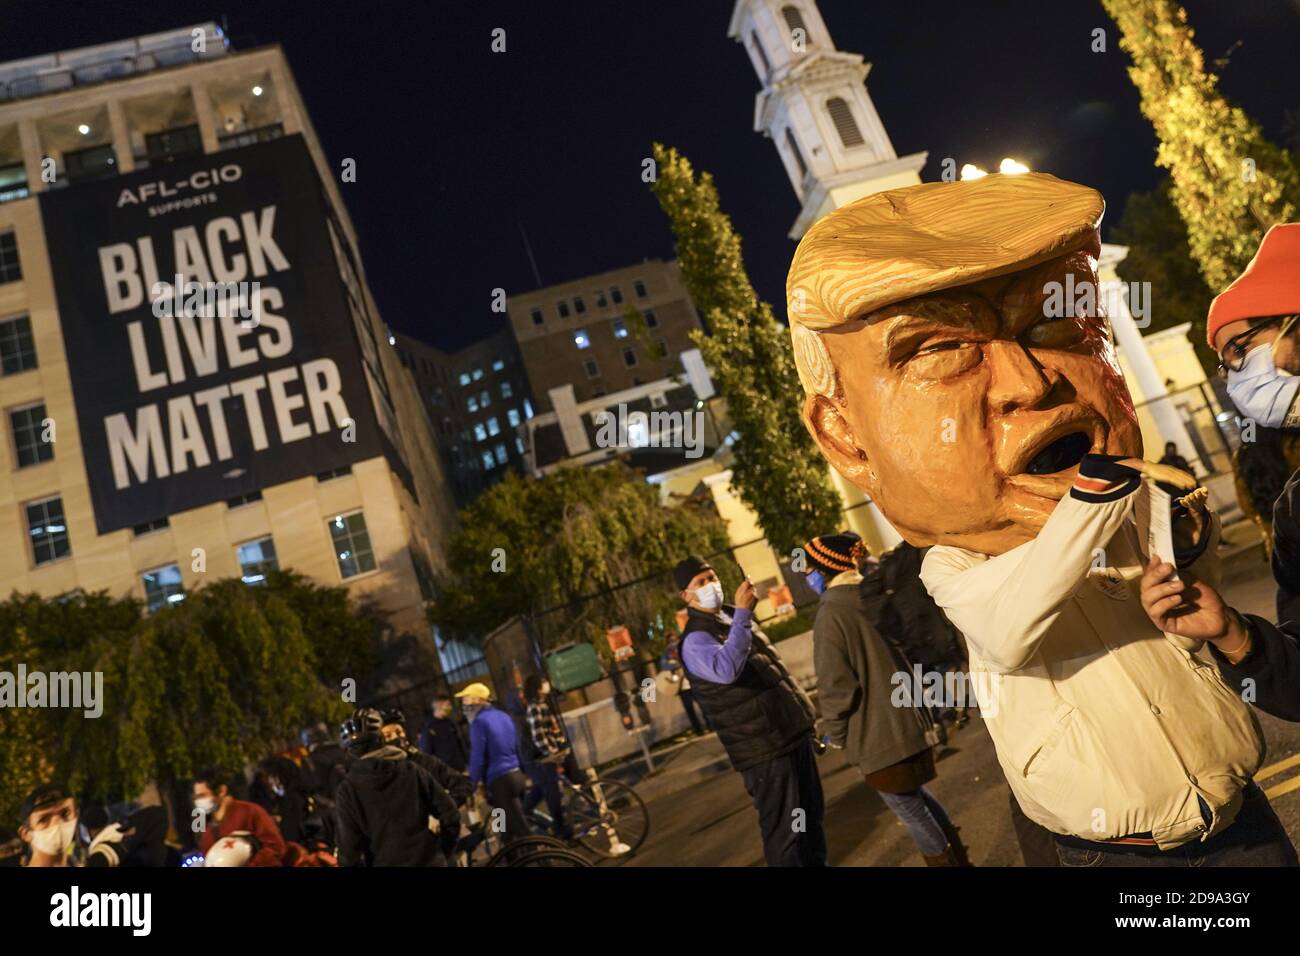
728, 0, 928, 238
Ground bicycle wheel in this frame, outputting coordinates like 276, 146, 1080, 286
565, 778, 650, 859
485, 834, 573, 867
506, 847, 593, 867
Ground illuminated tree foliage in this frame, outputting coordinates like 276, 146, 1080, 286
649, 143, 842, 554
1102, 0, 1300, 292
0, 577, 367, 824
430, 465, 735, 659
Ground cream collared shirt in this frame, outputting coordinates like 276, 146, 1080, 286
921, 477, 1264, 849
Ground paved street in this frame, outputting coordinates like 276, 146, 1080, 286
622, 540, 1300, 867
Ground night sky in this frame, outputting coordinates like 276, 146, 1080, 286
6, 1, 1298, 351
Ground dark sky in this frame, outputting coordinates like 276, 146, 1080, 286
6, 1, 1298, 350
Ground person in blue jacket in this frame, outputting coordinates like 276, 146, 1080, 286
456, 682, 531, 843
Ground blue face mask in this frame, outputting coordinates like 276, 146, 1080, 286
806, 570, 827, 594
1227, 342, 1300, 428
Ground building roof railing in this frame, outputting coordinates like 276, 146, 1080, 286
0, 23, 229, 106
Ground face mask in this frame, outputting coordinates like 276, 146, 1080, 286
271, 784, 285, 797
1227, 343, 1300, 428
463, 703, 484, 721
195, 796, 216, 815
692, 581, 723, 611
31, 818, 78, 857
806, 569, 827, 594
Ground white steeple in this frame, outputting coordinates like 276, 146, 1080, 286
728, 0, 927, 238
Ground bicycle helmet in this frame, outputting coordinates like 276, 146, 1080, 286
204, 831, 260, 867
339, 707, 385, 756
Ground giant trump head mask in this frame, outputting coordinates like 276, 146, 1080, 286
787, 172, 1143, 557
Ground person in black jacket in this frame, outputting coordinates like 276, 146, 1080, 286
419, 698, 469, 771
381, 709, 474, 806
336, 708, 461, 867
673, 553, 825, 866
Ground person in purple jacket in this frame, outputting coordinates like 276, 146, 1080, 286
673, 554, 825, 866
456, 682, 532, 844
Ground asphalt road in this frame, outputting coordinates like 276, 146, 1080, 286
626, 544, 1300, 867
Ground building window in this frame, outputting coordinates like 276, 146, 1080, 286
64, 143, 117, 183
467, 395, 479, 413
0, 163, 28, 204
584, 359, 600, 379
226, 490, 263, 508
492, 358, 505, 372
0, 232, 21, 284
751, 30, 771, 75
480, 389, 491, 407
610, 286, 623, 304
0, 315, 37, 375
557, 300, 570, 319
142, 564, 184, 613
481, 450, 496, 470
10, 402, 52, 467
782, 5, 809, 38
573, 295, 586, 315
515, 436, 525, 455
785, 128, 808, 178
329, 511, 377, 579
613, 319, 628, 339
316, 465, 352, 482
471, 366, 483, 381
500, 380, 513, 399
530, 307, 544, 326
237, 537, 279, 585
827, 97, 865, 148
653, 338, 669, 359
495, 443, 508, 465
507, 408, 521, 427
634, 280, 648, 299
474, 422, 488, 442
26, 496, 69, 566
524, 399, 534, 419
574, 329, 591, 349
644, 309, 658, 328
458, 372, 471, 386
487, 416, 501, 436
623, 348, 639, 368
131, 517, 170, 536
595, 290, 608, 308
592, 385, 607, 398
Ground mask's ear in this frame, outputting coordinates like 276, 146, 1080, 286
804, 394, 872, 485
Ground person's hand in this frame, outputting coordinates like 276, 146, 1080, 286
734, 578, 757, 611
1139, 554, 1241, 648
1119, 458, 1197, 491
1172, 486, 1210, 554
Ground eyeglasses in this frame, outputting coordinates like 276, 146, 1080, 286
1217, 315, 1300, 378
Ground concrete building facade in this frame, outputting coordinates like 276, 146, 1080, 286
507, 259, 702, 413
0, 25, 456, 685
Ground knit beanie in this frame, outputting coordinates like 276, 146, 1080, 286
803, 532, 868, 577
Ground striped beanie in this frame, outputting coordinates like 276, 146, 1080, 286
803, 532, 868, 577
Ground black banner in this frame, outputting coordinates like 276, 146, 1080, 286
39, 135, 382, 533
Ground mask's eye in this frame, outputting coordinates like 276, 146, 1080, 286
907, 340, 981, 379
1024, 312, 1088, 349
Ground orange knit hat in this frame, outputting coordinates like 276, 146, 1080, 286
1206, 223, 1300, 348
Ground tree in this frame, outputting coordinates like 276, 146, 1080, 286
430, 464, 735, 659
0, 577, 371, 824
1102, 0, 1300, 291
1111, 177, 1218, 377
649, 143, 842, 554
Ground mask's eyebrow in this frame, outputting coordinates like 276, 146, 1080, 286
878, 303, 987, 359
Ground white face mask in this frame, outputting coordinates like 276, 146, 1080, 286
195, 796, 217, 815
1226, 343, 1300, 428
692, 581, 724, 611
30, 818, 78, 857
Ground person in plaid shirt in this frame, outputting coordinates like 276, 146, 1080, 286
521, 675, 581, 839
525, 677, 567, 756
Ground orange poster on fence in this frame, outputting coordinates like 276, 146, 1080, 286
768, 585, 794, 615
606, 625, 634, 661
675, 609, 689, 635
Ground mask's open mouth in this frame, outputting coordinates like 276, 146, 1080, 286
1024, 431, 1092, 476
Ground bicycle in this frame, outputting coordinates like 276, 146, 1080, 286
529, 752, 650, 861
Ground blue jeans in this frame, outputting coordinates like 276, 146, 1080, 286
1054, 784, 1298, 867
876, 787, 952, 856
